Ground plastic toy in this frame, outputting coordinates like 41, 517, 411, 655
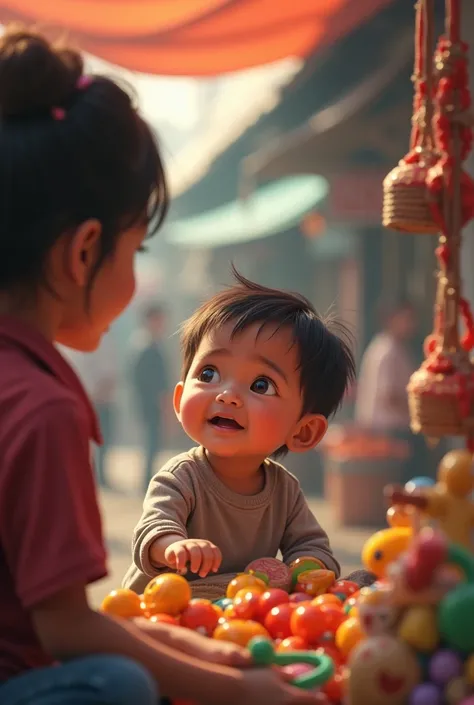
100, 588, 144, 619
143, 573, 192, 616
213, 619, 269, 647
289, 557, 325, 589
180, 600, 220, 636
291, 603, 345, 644
348, 635, 421, 705
226, 573, 267, 599
249, 636, 334, 690
295, 569, 335, 596
387, 450, 474, 551
245, 557, 292, 590
361, 527, 412, 579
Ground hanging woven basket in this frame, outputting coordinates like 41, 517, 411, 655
382, 0, 439, 234
408, 360, 474, 437
383, 150, 439, 233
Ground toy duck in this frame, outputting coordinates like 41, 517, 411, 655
387, 449, 474, 551
362, 527, 412, 580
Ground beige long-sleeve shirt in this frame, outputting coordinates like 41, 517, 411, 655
123, 445, 339, 594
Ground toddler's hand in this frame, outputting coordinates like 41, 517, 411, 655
164, 539, 222, 578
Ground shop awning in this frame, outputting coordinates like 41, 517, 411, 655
240, 26, 413, 191
2, 0, 394, 75
165, 175, 328, 248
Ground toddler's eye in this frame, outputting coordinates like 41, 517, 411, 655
251, 377, 277, 396
198, 366, 220, 383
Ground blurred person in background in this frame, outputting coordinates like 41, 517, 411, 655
130, 303, 170, 492
356, 300, 416, 432
61, 332, 118, 489
355, 300, 427, 480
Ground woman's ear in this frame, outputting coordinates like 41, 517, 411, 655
67, 219, 102, 286
173, 381, 184, 421
286, 414, 328, 454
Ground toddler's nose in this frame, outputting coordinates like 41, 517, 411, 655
215, 388, 243, 407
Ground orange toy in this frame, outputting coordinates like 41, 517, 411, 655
335, 617, 365, 659
312, 594, 342, 607
143, 574, 191, 616
100, 588, 144, 619
295, 569, 335, 596
386, 505, 416, 529
388, 449, 474, 551
226, 573, 267, 599
213, 619, 269, 647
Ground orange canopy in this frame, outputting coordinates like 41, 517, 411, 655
1, 0, 394, 75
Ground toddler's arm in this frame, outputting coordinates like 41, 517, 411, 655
280, 482, 340, 576
130, 469, 192, 577
126, 466, 221, 583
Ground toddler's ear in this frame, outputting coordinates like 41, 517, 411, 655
173, 382, 184, 420
286, 413, 328, 453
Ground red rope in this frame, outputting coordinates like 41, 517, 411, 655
446, 0, 460, 44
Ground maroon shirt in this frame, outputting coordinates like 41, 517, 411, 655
0, 318, 107, 682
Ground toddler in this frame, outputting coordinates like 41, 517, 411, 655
124, 271, 357, 592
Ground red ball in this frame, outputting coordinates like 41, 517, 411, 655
318, 605, 346, 634
315, 642, 344, 667
257, 589, 290, 622
277, 636, 308, 652
328, 580, 359, 600
264, 603, 294, 640
180, 602, 219, 637
289, 592, 311, 605
149, 613, 180, 626
322, 668, 345, 703
233, 591, 261, 621
290, 604, 325, 643
291, 604, 346, 644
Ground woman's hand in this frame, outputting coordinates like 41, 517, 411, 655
135, 617, 250, 667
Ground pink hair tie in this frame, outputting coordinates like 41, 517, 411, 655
51, 107, 66, 121
77, 75, 92, 90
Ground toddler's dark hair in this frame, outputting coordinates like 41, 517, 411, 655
0, 26, 168, 292
181, 268, 356, 420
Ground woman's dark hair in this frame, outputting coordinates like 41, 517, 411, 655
0, 26, 168, 292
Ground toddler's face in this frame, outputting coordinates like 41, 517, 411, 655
174, 322, 322, 459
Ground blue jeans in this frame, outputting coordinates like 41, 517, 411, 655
0, 655, 159, 704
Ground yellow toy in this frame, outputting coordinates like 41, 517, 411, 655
387, 449, 474, 551
361, 527, 412, 580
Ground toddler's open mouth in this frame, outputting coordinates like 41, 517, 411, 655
208, 416, 244, 430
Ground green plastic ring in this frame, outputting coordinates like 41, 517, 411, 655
249, 637, 334, 690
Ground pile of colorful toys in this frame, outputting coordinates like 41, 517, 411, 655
101, 455, 474, 704
102, 557, 361, 703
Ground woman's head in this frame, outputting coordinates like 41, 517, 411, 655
0, 27, 168, 350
